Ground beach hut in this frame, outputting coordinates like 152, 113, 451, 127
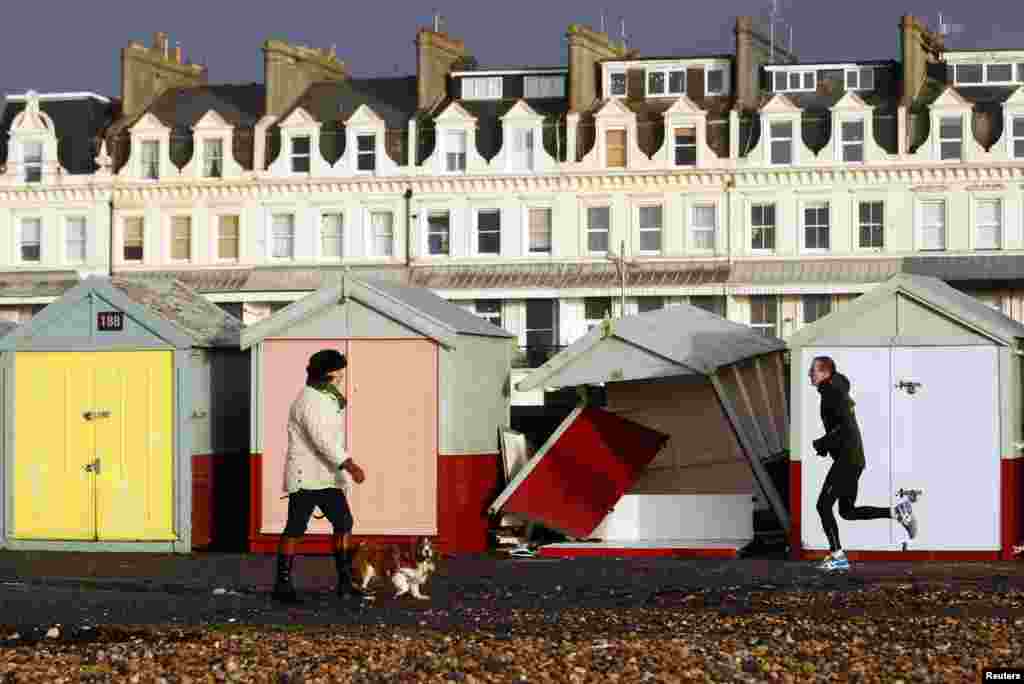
0, 276, 247, 553
240, 275, 514, 554
509, 305, 790, 558
788, 273, 1024, 560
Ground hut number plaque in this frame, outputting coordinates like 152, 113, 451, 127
97, 311, 124, 332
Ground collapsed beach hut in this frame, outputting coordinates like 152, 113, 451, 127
502, 304, 790, 558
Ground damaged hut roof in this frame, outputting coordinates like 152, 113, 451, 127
516, 303, 785, 392
108, 276, 243, 348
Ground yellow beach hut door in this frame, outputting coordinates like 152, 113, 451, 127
13, 351, 175, 541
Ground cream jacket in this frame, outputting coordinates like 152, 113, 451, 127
283, 386, 353, 495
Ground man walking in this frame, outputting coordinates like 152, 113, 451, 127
272, 349, 368, 603
810, 356, 917, 571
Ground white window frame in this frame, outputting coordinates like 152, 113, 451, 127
857, 200, 885, 251
802, 294, 833, 326
523, 75, 565, 99
802, 200, 831, 252
168, 214, 193, 263
690, 203, 717, 252
290, 136, 311, 174
918, 199, 947, 252
953, 63, 984, 86
840, 118, 865, 163
213, 212, 241, 263
771, 69, 816, 93
319, 210, 344, 260
445, 130, 468, 173
749, 295, 779, 338
645, 67, 687, 98
425, 209, 451, 257
461, 76, 502, 100
202, 138, 223, 178
270, 212, 296, 260
605, 127, 627, 169
18, 216, 42, 263
637, 204, 663, 255
22, 140, 43, 183
64, 216, 88, 264
939, 116, 963, 161
607, 68, 627, 98
526, 205, 553, 255
584, 297, 613, 331
1011, 115, 1024, 159
474, 208, 501, 256
355, 134, 376, 173
704, 65, 730, 96
140, 139, 160, 180
673, 125, 697, 167
121, 215, 145, 263
364, 209, 394, 258
768, 119, 794, 165
985, 63, 1016, 85
750, 202, 776, 253
974, 197, 1003, 251
844, 67, 876, 90
511, 128, 535, 171
585, 205, 611, 255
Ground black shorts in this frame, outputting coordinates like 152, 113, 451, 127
282, 488, 354, 537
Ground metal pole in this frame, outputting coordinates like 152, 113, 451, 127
620, 239, 626, 317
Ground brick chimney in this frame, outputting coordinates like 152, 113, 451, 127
734, 17, 757, 112
900, 15, 945, 106
566, 23, 634, 113
121, 32, 207, 120
415, 27, 471, 111
263, 40, 349, 119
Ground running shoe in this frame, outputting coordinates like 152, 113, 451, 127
816, 551, 850, 572
894, 497, 918, 539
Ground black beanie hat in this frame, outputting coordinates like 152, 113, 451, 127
306, 349, 347, 383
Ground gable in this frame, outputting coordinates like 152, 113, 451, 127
346, 103, 385, 126
501, 99, 542, 121
278, 106, 320, 128
436, 100, 477, 123
1004, 86, 1024, 107
759, 93, 802, 114
932, 87, 973, 109
192, 109, 232, 130
9, 94, 54, 134
131, 111, 171, 133
830, 91, 872, 111
595, 97, 635, 119
663, 94, 705, 116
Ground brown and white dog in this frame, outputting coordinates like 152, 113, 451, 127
350, 536, 436, 600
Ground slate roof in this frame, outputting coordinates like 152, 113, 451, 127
458, 97, 570, 161
1, 96, 118, 174
953, 85, 1018, 105
288, 77, 418, 130
108, 277, 243, 347
0, 270, 81, 298
360, 277, 514, 338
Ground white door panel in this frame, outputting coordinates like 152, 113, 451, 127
891, 347, 1000, 550
801, 348, 893, 550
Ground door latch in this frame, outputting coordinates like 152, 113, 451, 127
83, 459, 101, 475
83, 410, 112, 421
897, 487, 923, 502
895, 380, 922, 395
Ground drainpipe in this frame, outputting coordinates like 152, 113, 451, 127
404, 187, 414, 273
723, 178, 735, 318
108, 197, 115, 278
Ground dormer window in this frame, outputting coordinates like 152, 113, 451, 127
140, 140, 159, 179
769, 121, 793, 164
845, 67, 875, 90
512, 129, 535, 170
446, 131, 467, 172
23, 141, 42, 183
986, 64, 1014, 83
646, 67, 686, 97
356, 134, 376, 171
955, 64, 983, 85
1012, 116, 1024, 159
939, 117, 962, 160
291, 136, 311, 173
773, 70, 815, 93
674, 126, 697, 165
841, 120, 864, 162
950, 61, 1024, 86
524, 75, 565, 98
462, 76, 501, 100
608, 69, 627, 97
203, 139, 223, 178
705, 66, 729, 96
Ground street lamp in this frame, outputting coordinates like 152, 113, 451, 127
605, 239, 630, 318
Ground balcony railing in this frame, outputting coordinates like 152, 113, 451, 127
512, 345, 567, 369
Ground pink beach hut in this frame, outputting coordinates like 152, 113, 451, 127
240, 275, 514, 554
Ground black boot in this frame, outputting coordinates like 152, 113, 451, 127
271, 553, 301, 604
334, 549, 368, 599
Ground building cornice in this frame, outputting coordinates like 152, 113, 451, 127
3, 163, 1024, 202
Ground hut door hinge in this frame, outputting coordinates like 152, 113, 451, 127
84, 459, 101, 475
83, 410, 112, 421
895, 380, 922, 395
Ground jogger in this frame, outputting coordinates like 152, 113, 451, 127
809, 356, 916, 570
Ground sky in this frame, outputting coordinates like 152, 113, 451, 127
2, 0, 1019, 97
